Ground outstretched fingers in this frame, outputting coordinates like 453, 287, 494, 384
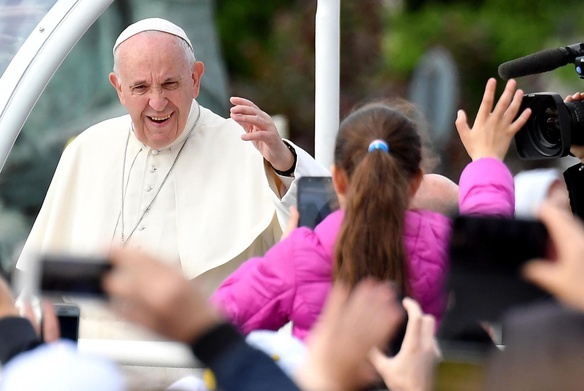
456, 77, 531, 161
473, 77, 498, 124
230, 96, 273, 136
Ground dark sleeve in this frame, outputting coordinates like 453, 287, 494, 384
0, 317, 42, 364
190, 323, 302, 391
563, 163, 584, 221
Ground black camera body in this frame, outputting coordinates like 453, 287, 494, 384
515, 92, 584, 159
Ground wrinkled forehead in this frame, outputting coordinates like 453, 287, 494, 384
115, 35, 192, 83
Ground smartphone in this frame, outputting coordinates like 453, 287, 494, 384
35, 253, 111, 299
55, 303, 80, 343
40, 302, 80, 344
297, 176, 339, 229
438, 215, 552, 345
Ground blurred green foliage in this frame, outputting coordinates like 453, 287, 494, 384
382, 0, 584, 108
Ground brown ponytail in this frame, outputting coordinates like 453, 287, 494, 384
333, 99, 423, 297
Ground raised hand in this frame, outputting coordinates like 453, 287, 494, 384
230, 96, 295, 173
455, 78, 531, 161
296, 279, 404, 391
369, 297, 440, 391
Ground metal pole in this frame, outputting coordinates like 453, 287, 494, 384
314, 0, 340, 170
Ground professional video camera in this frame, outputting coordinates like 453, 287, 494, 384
498, 42, 584, 159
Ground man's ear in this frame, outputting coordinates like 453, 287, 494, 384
108, 73, 125, 105
192, 61, 205, 98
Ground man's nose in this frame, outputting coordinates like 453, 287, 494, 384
149, 88, 167, 112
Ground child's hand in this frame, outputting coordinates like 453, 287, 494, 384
456, 78, 531, 161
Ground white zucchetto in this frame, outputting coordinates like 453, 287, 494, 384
113, 17, 194, 55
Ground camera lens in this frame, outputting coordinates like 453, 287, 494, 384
515, 93, 578, 159
535, 108, 560, 147
532, 107, 562, 148
524, 95, 566, 157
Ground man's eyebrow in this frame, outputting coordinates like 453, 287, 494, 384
129, 80, 148, 87
128, 75, 183, 88
162, 76, 181, 83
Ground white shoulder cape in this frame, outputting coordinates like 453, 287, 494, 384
17, 102, 328, 278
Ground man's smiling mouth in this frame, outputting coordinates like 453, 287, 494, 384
149, 114, 171, 123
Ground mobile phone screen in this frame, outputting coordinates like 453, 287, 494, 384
54, 303, 80, 343
41, 303, 80, 344
58, 314, 80, 342
297, 176, 339, 229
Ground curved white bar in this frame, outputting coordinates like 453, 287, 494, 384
0, 0, 113, 172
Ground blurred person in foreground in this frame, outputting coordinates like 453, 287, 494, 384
0, 246, 421, 391
0, 243, 439, 391
0, 275, 125, 391
103, 248, 438, 391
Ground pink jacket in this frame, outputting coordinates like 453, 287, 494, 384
211, 158, 514, 341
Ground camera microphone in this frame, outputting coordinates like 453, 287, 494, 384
498, 43, 584, 80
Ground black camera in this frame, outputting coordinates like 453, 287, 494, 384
514, 93, 584, 160
498, 42, 584, 159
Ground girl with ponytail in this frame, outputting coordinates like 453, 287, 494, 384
212, 78, 530, 342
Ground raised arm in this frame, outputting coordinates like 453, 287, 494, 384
456, 78, 531, 216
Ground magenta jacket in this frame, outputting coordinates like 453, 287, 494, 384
211, 158, 515, 341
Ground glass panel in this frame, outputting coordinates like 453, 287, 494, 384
0, 0, 58, 78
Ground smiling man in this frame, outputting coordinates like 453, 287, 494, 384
15, 18, 329, 300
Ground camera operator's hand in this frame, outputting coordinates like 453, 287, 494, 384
455, 78, 531, 161
566, 92, 584, 161
565, 92, 584, 103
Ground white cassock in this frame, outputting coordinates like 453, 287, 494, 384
15, 100, 329, 340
